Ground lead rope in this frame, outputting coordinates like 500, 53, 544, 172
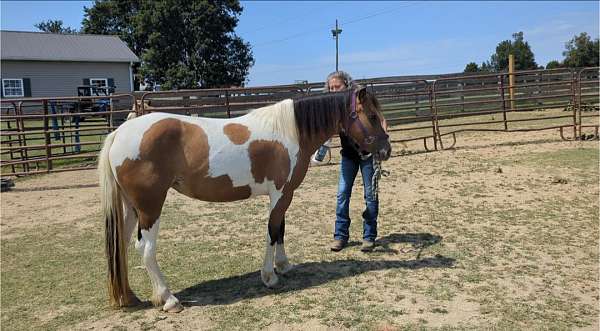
372, 158, 390, 200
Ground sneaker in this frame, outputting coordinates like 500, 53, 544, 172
360, 240, 375, 252
330, 239, 347, 252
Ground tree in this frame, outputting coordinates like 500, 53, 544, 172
82, 1, 146, 61
82, 0, 147, 90
35, 20, 78, 34
489, 32, 537, 72
562, 32, 599, 68
137, 0, 253, 89
480, 61, 494, 72
545, 60, 562, 69
82, 0, 254, 90
464, 62, 480, 73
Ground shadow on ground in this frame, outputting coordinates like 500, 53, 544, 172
376, 232, 443, 258
172, 234, 452, 308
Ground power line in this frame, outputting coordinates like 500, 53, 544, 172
252, 2, 419, 49
253, 23, 330, 47
341, 2, 417, 26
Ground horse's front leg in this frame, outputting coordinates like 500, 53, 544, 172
262, 191, 294, 287
274, 216, 294, 275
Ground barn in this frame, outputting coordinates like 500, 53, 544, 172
0, 30, 139, 99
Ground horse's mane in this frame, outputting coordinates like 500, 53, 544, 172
246, 91, 350, 143
292, 91, 349, 140
246, 99, 299, 142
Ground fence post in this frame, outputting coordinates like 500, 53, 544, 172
537, 71, 543, 107
575, 69, 585, 139
43, 100, 53, 172
509, 54, 515, 111
4, 103, 17, 174
414, 85, 420, 114
568, 70, 578, 140
429, 82, 440, 150
183, 95, 190, 116
499, 75, 508, 131
225, 90, 231, 118
16, 102, 30, 172
459, 82, 465, 112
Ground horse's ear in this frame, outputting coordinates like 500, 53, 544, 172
357, 86, 367, 103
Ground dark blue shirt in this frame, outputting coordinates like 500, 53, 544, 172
339, 132, 363, 161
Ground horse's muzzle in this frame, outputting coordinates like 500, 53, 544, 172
374, 142, 392, 161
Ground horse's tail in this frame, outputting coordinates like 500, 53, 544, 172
98, 131, 129, 307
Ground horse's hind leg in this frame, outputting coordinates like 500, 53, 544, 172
135, 216, 183, 313
122, 199, 141, 306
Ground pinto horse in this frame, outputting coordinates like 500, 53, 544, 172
98, 87, 391, 312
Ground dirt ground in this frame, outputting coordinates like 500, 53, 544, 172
1, 128, 598, 330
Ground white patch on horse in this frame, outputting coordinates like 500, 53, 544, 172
275, 243, 293, 274
261, 232, 279, 288
183, 99, 299, 197
136, 219, 183, 312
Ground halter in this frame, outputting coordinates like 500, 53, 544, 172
343, 89, 382, 154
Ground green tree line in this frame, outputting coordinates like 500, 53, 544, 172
464, 31, 599, 73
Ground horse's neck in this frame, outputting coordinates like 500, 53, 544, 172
299, 126, 338, 155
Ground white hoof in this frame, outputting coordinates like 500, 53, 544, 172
261, 270, 279, 288
275, 261, 294, 275
162, 296, 183, 313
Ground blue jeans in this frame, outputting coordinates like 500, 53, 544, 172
334, 155, 378, 242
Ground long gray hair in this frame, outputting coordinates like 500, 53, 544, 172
323, 71, 355, 92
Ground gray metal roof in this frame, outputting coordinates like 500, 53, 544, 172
1, 30, 140, 63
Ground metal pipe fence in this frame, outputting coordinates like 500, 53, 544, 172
1, 94, 135, 176
1, 67, 597, 178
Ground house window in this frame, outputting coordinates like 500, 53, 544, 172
90, 78, 108, 95
2, 79, 24, 97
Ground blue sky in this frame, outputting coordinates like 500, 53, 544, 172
2, 1, 598, 86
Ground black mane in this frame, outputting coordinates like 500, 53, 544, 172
292, 91, 350, 139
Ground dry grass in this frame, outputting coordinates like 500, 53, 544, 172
1, 121, 598, 330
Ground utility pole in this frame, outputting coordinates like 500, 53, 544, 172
331, 19, 342, 71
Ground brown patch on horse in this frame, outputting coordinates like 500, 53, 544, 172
266, 147, 312, 244
223, 123, 251, 145
117, 119, 182, 230
248, 140, 291, 190
116, 118, 251, 230
174, 174, 252, 202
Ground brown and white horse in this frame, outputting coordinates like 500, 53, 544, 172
98, 87, 391, 312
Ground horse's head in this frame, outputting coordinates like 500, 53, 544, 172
341, 87, 391, 161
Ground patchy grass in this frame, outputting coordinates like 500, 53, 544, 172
1, 130, 598, 330
509, 147, 599, 171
